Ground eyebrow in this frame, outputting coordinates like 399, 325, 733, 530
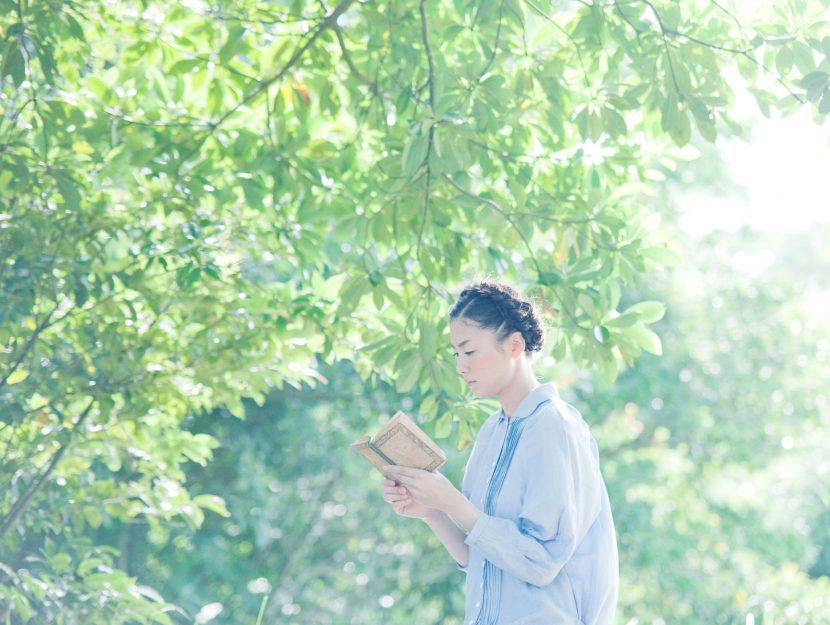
450, 339, 471, 350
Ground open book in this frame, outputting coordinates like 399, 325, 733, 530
350, 410, 447, 474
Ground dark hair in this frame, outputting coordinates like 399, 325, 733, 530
448, 281, 545, 353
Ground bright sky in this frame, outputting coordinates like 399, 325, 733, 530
678, 97, 830, 235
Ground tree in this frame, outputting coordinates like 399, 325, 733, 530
582, 223, 830, 624
1, 0, 828, 622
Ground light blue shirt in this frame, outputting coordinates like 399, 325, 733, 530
458, 383, 618, 625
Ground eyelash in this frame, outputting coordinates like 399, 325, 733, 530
453, 351, 475, 357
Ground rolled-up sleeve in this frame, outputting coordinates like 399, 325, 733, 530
464, 414, 602, 587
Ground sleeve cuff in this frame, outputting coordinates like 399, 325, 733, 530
464, 512, 491, 547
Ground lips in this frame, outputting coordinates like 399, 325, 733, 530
466, 380, 476, 386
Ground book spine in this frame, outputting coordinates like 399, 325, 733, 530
368, 441, 396, 466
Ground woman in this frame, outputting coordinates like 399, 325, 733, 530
382, 281, 618, 625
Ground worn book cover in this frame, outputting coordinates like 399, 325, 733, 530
350, 410, 447, 475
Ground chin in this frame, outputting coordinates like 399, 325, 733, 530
469, 383, 488, 397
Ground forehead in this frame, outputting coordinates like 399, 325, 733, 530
449, 318, 493, 347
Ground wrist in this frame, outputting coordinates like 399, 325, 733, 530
422, 508, 444, 524
445, 490, 482, 532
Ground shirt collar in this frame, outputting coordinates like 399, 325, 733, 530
497, 382, 560, 422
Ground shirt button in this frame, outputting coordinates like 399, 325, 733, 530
475, 601, 481, 608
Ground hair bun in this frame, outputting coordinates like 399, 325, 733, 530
450, 281, 545, 353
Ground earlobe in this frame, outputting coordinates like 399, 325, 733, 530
512, 337, 524, 358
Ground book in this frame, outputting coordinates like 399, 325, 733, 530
350, 410, 447, 475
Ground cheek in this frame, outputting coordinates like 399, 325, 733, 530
469, 353, 491, 373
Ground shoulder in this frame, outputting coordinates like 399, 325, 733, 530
523, 397, 592, 448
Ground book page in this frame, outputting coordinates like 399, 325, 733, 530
373, 423, 445, 471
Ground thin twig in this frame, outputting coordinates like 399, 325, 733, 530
442, 174, 543, 275
0, 302, 60, 388
333, 26, 385, 101
416, 0, 437, 266
640, 0, 683, 98
0, 399, 95, 538
523, 0, 595, 98
212, 0, 355, 129
617, 0, 806, 105
477, 0, 505, 81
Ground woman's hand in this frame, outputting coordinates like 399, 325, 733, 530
383, 466, 482, 532
382, 478, 437, 520
382, 466, 459, 512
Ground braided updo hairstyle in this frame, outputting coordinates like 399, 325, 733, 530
448, 281, 545, 353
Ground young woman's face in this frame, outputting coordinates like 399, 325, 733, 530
449, 318, 520, 397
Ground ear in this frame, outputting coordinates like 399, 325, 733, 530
510, 331, 525, 358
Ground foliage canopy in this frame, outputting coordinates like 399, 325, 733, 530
1, 0, 828, 622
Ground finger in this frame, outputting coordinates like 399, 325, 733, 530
388, 475, 416, 488
394, 499, 413, 512
382, 478, 397, 486
383, 470, 418, 485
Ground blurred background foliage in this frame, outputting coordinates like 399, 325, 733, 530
1, 0, 829, 623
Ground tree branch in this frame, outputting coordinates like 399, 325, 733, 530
419, 0, 436, 112
618, 0, 806, 105
333, 24, 385, 101
523, 0, 596, 98
417, 0, 437, 267
0, 302, 60, 389
614, 0, 645, 36
639, 0, 683, 99
477, 1, 506, 81
213, 0, 356, 129
0, 399, 95, 538
442, 174, 542, 275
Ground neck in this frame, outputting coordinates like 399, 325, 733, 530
497, 361, 540, 418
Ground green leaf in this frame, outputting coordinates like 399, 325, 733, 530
640, 245, 681, 266
661, 100, 691, 147
420, 318, 438, 361
597, 349, 618, 385
800, 71, 829, 101
208, 79, 225, 116
627, 325, 663, 355
64, 13, 85, 39
219, 27, 248, 64
193, 494, 231, 517
2, 41, 25, 86
50, 553, 72, 573
169, 58, 201, 75
625, 300, 666, 324
433, 412, 452, 439
577, 106, 603, 141
395, 360, 421, 393
775, 45, 794, 75
402, 133, 429, 178
819, 88, 830, 115
604, 312, 639, 329
57, 175, 81, 211
602, 107, 627, 139
83, 506, 103, 528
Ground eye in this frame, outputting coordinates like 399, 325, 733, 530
464, 351, 475, 356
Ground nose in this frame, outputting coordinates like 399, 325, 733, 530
456, 358, 468, 375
